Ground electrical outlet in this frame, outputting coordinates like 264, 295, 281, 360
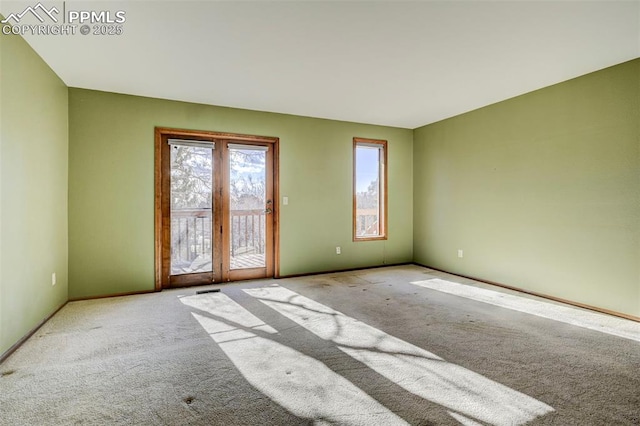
458, 250, 464, 258
336, 246, 341, 255
283, 196, 289, 205
52, 272, 57, 286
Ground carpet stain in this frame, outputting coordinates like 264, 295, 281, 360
1, 370, 15, 377
329, 275, 371, 286
184, 396, 194, 405
416, 420, 438, 426
308, 278, 334, 288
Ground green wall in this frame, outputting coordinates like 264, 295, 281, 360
0, 29, 69, 354
413, 59, 640, 317
68, 90, 413, 299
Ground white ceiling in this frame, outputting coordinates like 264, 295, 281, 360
3, 1, 639, 128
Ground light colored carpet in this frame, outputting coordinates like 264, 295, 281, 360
1, 265, 638, 425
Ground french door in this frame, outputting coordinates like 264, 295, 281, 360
155, 128, 278, 289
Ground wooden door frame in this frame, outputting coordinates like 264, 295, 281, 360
154, 127, 280, 291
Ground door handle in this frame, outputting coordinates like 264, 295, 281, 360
265, 208, 273, 214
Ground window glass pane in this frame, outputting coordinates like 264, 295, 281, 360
170, 145, 213, 275
229, 146, 267, 270
355, 145, 381, 238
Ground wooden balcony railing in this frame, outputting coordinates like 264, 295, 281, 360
170, 209, 212, 274
170, 208, 265, 273
230, 209, 266, 257
355, 213, 379, 237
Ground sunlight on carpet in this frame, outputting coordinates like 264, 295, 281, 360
180, 293, 407, 425
410, 279, 640, 343
243, 285, 554, 426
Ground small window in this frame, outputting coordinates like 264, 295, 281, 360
353, 138, 387, 241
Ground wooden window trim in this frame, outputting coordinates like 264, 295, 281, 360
353, 137, 388, 242
154, 127, 280, 291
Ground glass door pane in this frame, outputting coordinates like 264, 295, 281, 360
229, 145, 267, 270
170, 145, 213, 275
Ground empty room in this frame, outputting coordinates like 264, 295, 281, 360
1, 1, 639, 425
